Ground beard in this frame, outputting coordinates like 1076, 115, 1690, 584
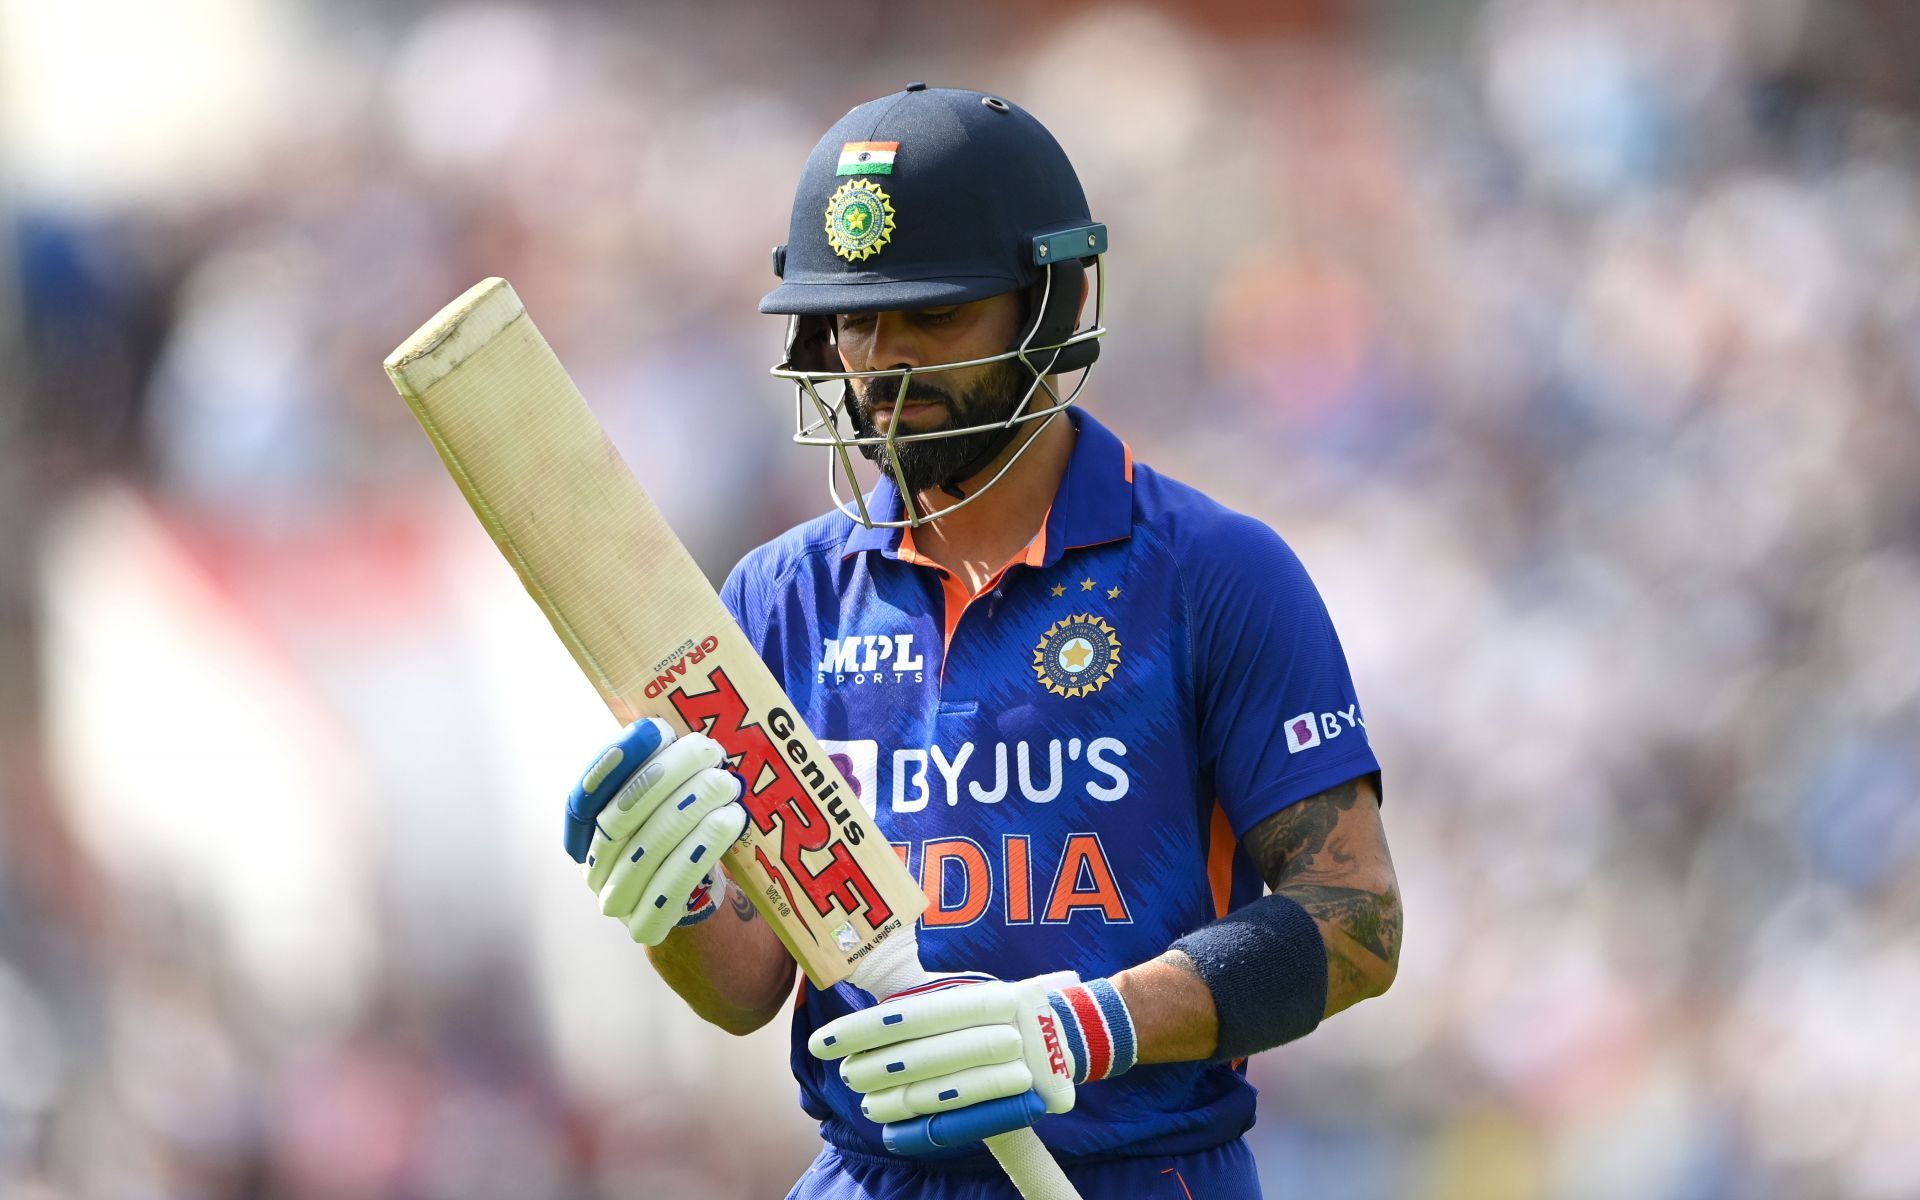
846, 359, 1033, 495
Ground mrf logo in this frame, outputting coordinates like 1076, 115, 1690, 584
1285, 705, 1367, 754
818, 633, 925, 685
1037, 1013, 1069, 1079
669, 666, 893, 930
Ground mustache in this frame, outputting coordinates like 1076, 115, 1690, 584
852, 383, 957, 412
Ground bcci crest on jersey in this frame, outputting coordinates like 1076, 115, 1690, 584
1033, 614, 1121, 699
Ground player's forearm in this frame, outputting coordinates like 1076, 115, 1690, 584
1111, 875, 1400, 1065
1111, 953, 1219, 1062
644, 883, 798, 1035
1280, 879, 1401, 1017
1242, 776, 1402, 1020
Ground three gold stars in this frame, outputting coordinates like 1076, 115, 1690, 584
1056, 576, 1121, 599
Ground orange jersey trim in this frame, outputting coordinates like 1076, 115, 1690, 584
1206, 801, 1236, 920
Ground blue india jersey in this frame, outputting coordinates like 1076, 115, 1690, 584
719, 408, 1380, 1162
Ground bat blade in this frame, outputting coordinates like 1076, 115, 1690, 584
383, 277, 925, 988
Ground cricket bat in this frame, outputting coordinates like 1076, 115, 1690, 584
385, 278, 1081, 1200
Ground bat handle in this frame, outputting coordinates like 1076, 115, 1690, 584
851, 937, 1084, 1200
983, 1126, 1083, 1200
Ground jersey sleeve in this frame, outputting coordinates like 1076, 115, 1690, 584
720, 549, 789, 680
1184, 514, 1380, 836
719, 559, 755, 634
720, 556, 777, 661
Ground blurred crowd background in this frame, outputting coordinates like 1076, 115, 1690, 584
4, 0, 1918, 1196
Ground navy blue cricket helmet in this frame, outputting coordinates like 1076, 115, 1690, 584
762, 84, 1109, 528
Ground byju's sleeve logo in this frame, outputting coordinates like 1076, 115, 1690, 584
1284, 714, 1321, 753
1284, 706, 1367, 753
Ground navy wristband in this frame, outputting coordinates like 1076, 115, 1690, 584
1171, 893, 1327, 1061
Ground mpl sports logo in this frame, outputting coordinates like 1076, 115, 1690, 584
817, 632, 926, 686
1284, 705, 1367, 754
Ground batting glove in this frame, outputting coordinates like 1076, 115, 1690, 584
563, 718, 748, 945
808, 972, 1137, 1155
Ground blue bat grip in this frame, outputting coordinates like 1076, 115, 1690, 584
881, 1091, 1047, 1156
563, 719, 671, 862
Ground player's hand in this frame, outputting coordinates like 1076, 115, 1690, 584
808, 973, 1137, 1155
562, 718, 749, 945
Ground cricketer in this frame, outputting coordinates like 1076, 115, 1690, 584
562, 85, 1401, 1199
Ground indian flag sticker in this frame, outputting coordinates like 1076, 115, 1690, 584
837, 141, 899, 175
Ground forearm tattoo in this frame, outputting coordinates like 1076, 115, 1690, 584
1242, 779, 1401, 1012
1160, 948, 1205, 980
729, 882, 759, 923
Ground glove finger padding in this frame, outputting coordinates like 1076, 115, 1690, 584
566, 718, 675, 864
859, 1060, 1036, 1124
585, 733, 727, 891
881, 1092, 1049, 1157
838, 1025, 1024, 1093
811, 981, 1023, 1059
623, 803, 749, 945
598, 767, 744, 919
812, 975, 1080, 1133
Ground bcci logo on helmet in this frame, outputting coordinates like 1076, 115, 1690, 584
824, 179, 896, 262
1032, 614, 1120, 699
